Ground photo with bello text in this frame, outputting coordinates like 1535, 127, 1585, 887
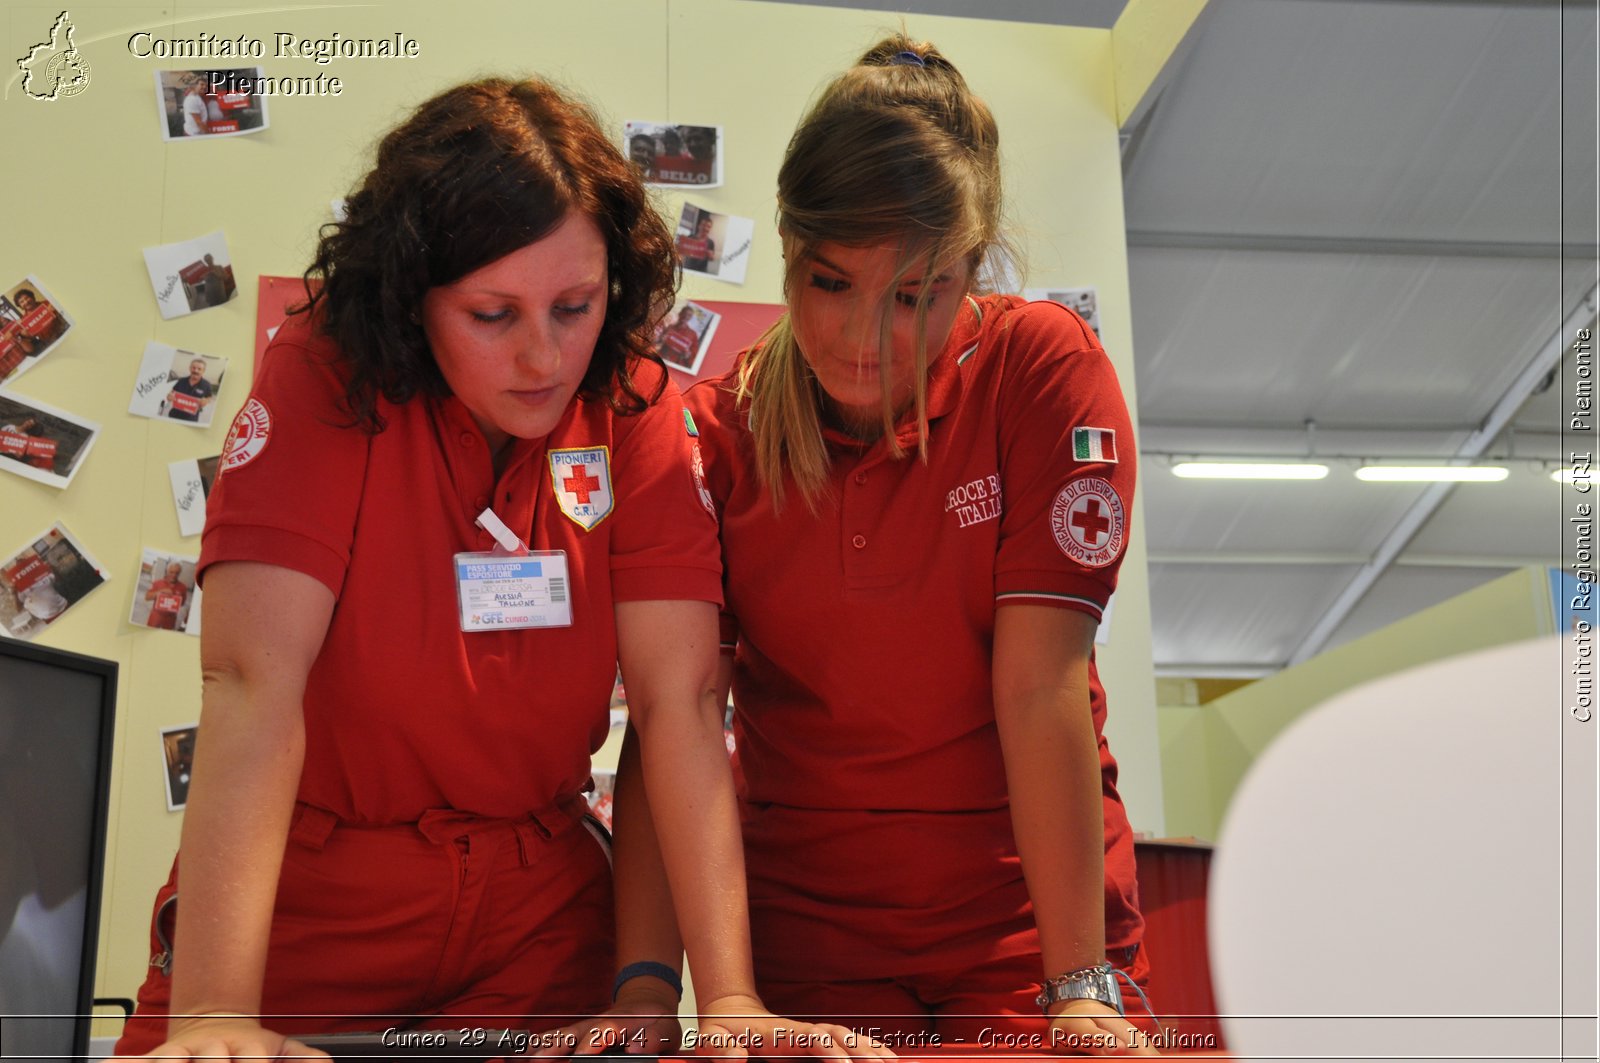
0, 276, 74, 387
623, 120, 722, 187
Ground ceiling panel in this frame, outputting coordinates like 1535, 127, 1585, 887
1402, 468, 1568, 561
1123, 0, 1577, 245
1149, 562, 1363, 671
1124, 0, 1590, 674
742, 0, 1128, 28
1320, 564, 1524, 655
1141, 471, 1422, 557
1128, 248, 1567, 429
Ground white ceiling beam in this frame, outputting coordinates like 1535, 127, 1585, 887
1140, 426, 1567, 462
1128, 230, 1595, 259
1273, 0, 1566, 5
1151, 553, 1547, 569
1154, 663, 1276, 680
1285, 284, 1600, 666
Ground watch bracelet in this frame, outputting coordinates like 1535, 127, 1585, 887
1034, 962, 1124, 1014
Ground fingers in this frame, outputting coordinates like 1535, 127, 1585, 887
688, 1019, 893, 1063
528, 1014, 676, 1059
528, 1022, 609, 1059
685, 1022, 749, 1062
133, 1032, 328, 1061
625, 1015, 683, 1054
1049, 1015, 1158, 1056
810, 1022, 897, 1063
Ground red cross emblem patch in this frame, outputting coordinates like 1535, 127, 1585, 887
1049, 477, 1125, 568
549, 446, 614, 531
219, 397, 272, 476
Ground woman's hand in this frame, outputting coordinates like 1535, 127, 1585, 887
1047, 1000, 1158, 1056
120, 1014, 328, 1061
529, 982, 682, 1058
688, 993, 897, 1063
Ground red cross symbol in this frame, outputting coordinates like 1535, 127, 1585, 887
563, 464, 600, 503
1070, 498, 1111, 546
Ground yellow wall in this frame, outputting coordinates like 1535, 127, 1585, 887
0, 0, 1162, 1008
1158, 566, 1555, 842
1112, 0, 1210, 126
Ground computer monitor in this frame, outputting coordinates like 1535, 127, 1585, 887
0, 639, 118, 1063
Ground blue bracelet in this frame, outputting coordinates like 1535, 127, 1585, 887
612, 960, 683, 1002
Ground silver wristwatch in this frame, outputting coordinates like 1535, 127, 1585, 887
1035, 963, 1124, 1015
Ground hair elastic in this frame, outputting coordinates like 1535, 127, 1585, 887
890, 50, 926, 67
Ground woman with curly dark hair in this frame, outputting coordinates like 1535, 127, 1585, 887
114, 77, 866, 1063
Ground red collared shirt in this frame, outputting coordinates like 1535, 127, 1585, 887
202, 315, 721, 824
688, 294, 1142, 943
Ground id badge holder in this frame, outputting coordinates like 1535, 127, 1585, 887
454, 509, 574, 632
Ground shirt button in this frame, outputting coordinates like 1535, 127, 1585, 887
854, 471, 867, 485
460, 432, 476, 447
851, 534, 867, 549
473, 494, 489, 510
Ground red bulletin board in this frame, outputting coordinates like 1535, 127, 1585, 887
1133, 838, 1226, 1050
254, 275, 315, 380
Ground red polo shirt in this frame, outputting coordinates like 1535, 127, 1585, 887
687, 293, 1142, 948
201, 314, 722, 825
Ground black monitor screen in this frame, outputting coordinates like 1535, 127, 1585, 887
0, 640, 117, 1063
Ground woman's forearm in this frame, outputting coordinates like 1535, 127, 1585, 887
166, 561, 333, 1031
168, 672, 306, 1025
615, 599, 757, 1009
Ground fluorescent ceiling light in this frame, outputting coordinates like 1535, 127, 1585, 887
1355, 465, 1508, 483
1552, 469, 1589, 485
1171, 462, 1329, 480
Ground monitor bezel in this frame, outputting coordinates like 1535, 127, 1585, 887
0, 637, 118, 1063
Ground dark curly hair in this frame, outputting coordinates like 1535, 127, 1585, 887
299, 77, 677, 431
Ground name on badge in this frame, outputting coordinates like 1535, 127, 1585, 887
454, 550, 572, 631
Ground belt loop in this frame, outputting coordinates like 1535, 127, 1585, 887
526, 809, 555, 842
288, 802, 339, 851
512, 820, 539, 865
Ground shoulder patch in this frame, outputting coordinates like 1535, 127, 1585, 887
691, 441, 716, 519
683, 407, 700, 437
1072, 426, 1117, 463
219, 397, 271, 475
549, 447, 615, 531
1049, 477, 1125, 568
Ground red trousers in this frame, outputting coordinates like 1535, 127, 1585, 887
741, 803, 1159, 1044
116, 801, 613, 1054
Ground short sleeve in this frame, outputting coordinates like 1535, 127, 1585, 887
607, 368, 723, 605
198, 325, 370, 597
993, 302, 1136, 621
684, 376, 741, 653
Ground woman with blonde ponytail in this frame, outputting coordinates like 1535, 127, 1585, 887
686, 36, 1157, 1054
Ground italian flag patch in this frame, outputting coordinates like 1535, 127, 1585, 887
1073, 427, 1117, 463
